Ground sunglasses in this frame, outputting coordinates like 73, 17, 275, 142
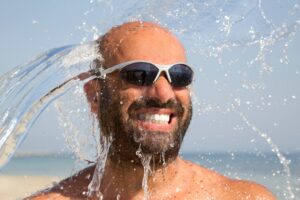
95, 60, 194, 87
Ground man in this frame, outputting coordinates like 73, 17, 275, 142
29, 21, 276, 199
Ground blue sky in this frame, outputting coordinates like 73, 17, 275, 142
0, 0, 299, 154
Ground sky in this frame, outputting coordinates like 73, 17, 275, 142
0, 0, 299, 155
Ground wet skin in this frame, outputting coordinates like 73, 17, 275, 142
28, 22, 276, 200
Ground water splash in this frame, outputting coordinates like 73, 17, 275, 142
161, 151, 166, 167
55, 85, 100, 162
87, 135, 112, 199
0, 42, 100, 168
136, 146, 152, 200
239, 112, 296, 199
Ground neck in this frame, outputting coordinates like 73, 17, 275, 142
99, 155, 181, 199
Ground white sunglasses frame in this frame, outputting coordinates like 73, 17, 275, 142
94, 60, 193, 85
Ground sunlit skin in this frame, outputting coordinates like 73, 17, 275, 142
28, 22, 276, 200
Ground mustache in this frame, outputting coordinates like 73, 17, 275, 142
128, 97, 184, 116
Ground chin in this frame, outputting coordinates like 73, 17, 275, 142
133, 130, 178, 154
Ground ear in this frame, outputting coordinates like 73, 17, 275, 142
84, 79, 101, 115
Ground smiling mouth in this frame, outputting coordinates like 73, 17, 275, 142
137, 113, 172, 124
130, 110, 176, 132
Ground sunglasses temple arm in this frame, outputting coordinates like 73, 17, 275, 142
92, 65, 124, 79
92, 60, 152, 78
91, 67, 107, 79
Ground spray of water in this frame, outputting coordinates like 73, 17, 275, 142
136, 145, 152, 200
87, 135, 112, 199
0, 42, 101, 167
239, 112, 295, 199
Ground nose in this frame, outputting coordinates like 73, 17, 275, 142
145, 75, 175, 103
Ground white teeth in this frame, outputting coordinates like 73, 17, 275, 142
138, 114, 170, 124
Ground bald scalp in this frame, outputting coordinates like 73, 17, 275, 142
96, 21, 186, 68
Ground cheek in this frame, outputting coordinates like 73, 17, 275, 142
119, 88, 144, 119
175, 89, 191, 106
174, 89, 192, 117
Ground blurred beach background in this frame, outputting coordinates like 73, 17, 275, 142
0, 152, 299, 199
0, 1, 299, 199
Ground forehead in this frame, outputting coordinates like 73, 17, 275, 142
100, 23, 187, 67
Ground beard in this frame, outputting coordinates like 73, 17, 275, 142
98, 83, 192, 166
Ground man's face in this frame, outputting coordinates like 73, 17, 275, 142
96, 23, 192, 164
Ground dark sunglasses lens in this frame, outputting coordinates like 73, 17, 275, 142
169, 64, 193, 87
120, 62, 158, 86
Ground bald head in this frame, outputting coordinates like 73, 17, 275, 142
97, 21, 186, 68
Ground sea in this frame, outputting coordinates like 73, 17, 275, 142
0, 152, 299, 199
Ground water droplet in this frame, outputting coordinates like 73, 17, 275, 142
32, 20, 39, 24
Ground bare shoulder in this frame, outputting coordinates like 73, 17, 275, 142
25, 192, 71, 200
223, 178, 277, 199
181, 159, 277, 199
25, 165, 95, 200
